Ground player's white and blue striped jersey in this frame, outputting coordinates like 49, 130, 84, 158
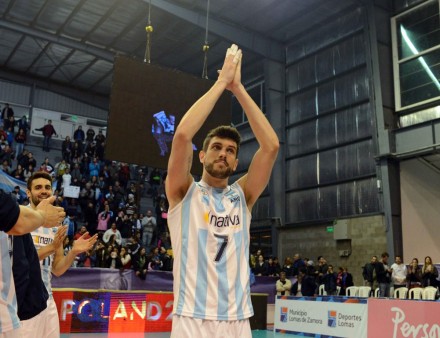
31, 226, 56, 298
0, 232, 20, 332
168, 180, 254, 321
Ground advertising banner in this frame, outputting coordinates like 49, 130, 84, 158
368, 298, 440, 338
53, 289, 173, 333
274, 296, 368, 337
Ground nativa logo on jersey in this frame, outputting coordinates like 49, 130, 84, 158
33, 235, 54, 245
205, 211, 241, 228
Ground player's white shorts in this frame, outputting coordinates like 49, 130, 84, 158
18, 297, 59, 338
171, 315, 252, 338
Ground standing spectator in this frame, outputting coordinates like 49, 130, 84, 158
97, 205, 111, 232
1, 103, 14, 121
61, 136, 72, 162
76, 249, 96, 268
339, 267, 354, 296
17, 116, 29, 134
292, 253, 306, 277
362, 255, 378, 289
35, 120, 57, 152
421, 256, 439, 288
282, 257, 294, 277
323, 265, 338, 296
276, 271, 292, 296
14, 128, 27, 158
406, 258, 422, 289
73, 125, 85, 148
376, 252, 392, 297
85, 127, 95, 149
391, 255, 407, 290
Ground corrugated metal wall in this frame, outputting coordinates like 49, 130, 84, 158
285, 8, 380, 223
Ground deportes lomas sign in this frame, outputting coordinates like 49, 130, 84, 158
275, 296, 368, 337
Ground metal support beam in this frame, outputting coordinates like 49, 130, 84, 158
0, 19, 115, 62
146, 0, 284, 62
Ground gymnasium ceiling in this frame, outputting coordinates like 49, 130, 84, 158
0, 0, 358, 98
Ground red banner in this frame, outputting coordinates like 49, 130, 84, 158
53, 289, 173, 333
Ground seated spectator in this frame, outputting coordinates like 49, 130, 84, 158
276, 271, 292, 296
282, 257, 294, 277
253, 254, 269, 276
267, 257, 279, 277
134, 247, 148, 280
77, 248, 96, 268
407, 258, 422, 289
106, 247, 123, 269
421, 256, 438, 288
103, 223, 122, 246
120, 246, 132, 269
74, 225, 91, 240
94, 240, 109, 268
147, 247, 163, 271
159, 246, 172, 271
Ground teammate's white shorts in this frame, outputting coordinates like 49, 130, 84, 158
18, 297, 59, 338
171, 315, 252, 338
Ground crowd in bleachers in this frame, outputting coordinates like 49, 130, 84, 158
251, 249, 440, 300
1, 109, 173, 279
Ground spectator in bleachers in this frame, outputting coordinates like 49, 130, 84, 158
147, 247, 162, 271
61, 136, 72, 162
1, 158, 12, 174
159, 246, 172, 271
103, 223, 122, 246
282, 257, 294, 277
40, 157, 55, 176
406, 258, 422, 289
266, 256, 279, 277
421, 256, 438, 288
376, 252, 392, 297
141, 210, 156, 248
276, 271, 292, 296
35, 119, 57, 152
253, 254, 268, 276
94, 240, 108, 268
23, 163, 34, 182
97, 204, 111, 233
120, 246, 131, 269
106, 247, 122, 269
302, 264, 318, 297
70, 162, 82, 183
77, 248, 96, 268
11, 164, 25, 181
74, 225, 91, 241
71, 141, 82, 161
17, 116, 29, 134
391, 255, 407, 290
14, 128, 26, 157
292, 253, 306, 277
1, 103, 14, 123
134, 247, 148, 280
323, 265, 338, 296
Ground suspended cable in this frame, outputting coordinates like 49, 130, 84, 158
201, 0, 210, 79
144, 0, 153, 63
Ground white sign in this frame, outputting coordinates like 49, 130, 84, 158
63, 185, 80, 199
274, 297, 368, 338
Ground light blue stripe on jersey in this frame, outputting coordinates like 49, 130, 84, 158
0, 233, 20, 332
194, 229, 208, 317
236, 182, 253, 317
233, 232, 244, 320
175, 183, 195, 315
216, 233, 229, 320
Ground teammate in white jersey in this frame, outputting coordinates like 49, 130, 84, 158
0, 190, 65, 337
25, 171, 97, 338
166, 44, 279, 337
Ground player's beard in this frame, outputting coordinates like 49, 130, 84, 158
30, 194, 50, 207
204, 161, 233, 179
